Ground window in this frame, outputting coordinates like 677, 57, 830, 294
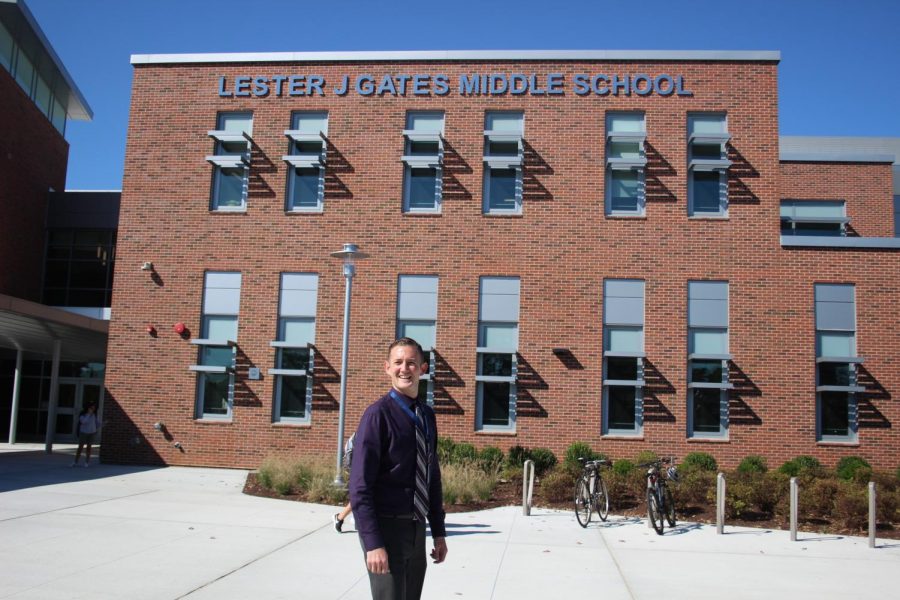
402, 112, 444, 213
781, 201, 848, 236
687, 281, 731, 438
688, 114, 730, 217
42, 229, 116, 308
605, 113, 646, 216
0, 22, 14, 71
207, 113, 253, 211
270, 274, 318, 423
283, 112, 327, 212
476, 277, 519, 430
483, 112, 524, 214
14, 48, 34, 95
396, 275, 438, 404
815, 284, 862, 442
191, 272, 241, 419
602, 280, 645, 435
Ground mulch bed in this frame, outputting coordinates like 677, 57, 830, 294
243, 473, 899, 539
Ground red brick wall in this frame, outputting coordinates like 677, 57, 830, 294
102, 58, 899, 471
780, 161, 894, 237
0, 68, 69, 300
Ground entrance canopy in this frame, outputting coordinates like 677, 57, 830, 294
0, 294, 107, 362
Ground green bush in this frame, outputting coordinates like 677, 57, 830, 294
802, 478, 839, 516
835, 456, 871, 481
451, 442, 478, 464
604, 468, 646, 510
896, 465, 900, 482
508, 445, 529, 468
539, 469, 573, 503
834, 483, 868, 530
564, 441, 598, 470
478, 446, 505, 472
258, 455, 308, 495
677, 470, 716, 507
736, 455, 768, 474
442, 462, 498, 504
437, 437, 456, 464
778, 455, 823, 477
613, 458, 635, 476
634, 450, 659, 466
529, 447, 558, 476
681, 452, 718, 473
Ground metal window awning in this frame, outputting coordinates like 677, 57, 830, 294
602, 379, 645, 387
687, 382, 734, 389
816, 356, 864, 363
484, 155, 522, 169
284, 130, 326, 143
484, 130, 523, 143
402, 154, 441, 167
475, 375, 516, 383
190, 339, 237, 347
608, 157, 648, 170
0, 294, 108, 362
816, 385, 867, 393
268, 368, 309, 376
689, 158, 732, 171
282, 154, 325, 168
607, 131, 647, 143
403, 130, 443, 144
208, 130, 253, 144
206, 154, 249, 168
783, 216, 851, 225
475, 347, 517, 354
688, 353, 733, 361
689, 132, 731, 144
188, 365, 234, 374
604, 351, 646, 358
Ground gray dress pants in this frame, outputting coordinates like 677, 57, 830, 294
361, 516, 427, 600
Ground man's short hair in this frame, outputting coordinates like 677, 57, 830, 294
388, 337, 425, 363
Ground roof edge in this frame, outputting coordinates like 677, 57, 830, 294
130, 49, 781, 65
780, 152, 895, 164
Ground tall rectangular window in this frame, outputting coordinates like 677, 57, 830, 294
602, 280, 645, 435
207, 113, 253, 211
605, 113, 646, 216
476, 277, 519, 430
687, 281, 731, 438
270, 273, 318, 423
483, 112, 524, 215
191, 272, 241, 419
402, 112, 444, 213
815, 284, 862, 442
0, 21, 14, 71
397, 275, 438, 404
780, 200, 848, 237
688, 114, 730, 217
284, 112, 328, 212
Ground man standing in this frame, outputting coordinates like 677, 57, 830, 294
349, 337, 448, 599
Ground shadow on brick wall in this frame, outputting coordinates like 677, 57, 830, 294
522, 141, 553, 203
432, 350, 464, 415
645, 142, 677, 203
728, 361, 762, 426
100, 388, 167, 466
516, 353, 548, 418
324, 137, 354, 200
248, 144, 276, 198
310, 346, 339, 411
233, 347, 261, 408
857, 365, 891, 429
727, 144, 759, 205
442, 141, 473, 202
643, 358, 675, 423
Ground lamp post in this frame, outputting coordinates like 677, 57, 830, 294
330, 243, 368, 486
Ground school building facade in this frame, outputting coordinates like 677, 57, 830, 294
100, 50, 900, 470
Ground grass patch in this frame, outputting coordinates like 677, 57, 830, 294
442, 461, 499, 505
256, 455, 347, 504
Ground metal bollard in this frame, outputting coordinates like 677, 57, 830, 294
790, 477, 798, 541
716, 473, 725, 534
869, 481, 876, 549
522, 459, 535, 516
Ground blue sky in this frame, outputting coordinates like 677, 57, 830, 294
24, 0, 900, 190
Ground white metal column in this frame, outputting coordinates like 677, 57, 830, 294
44, 340, 62, 453
8, 350, 22, 444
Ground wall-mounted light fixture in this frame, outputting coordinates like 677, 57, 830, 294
173, 322, 186, 335
153, 421, 164, 431
141, 261, 154, 271
146, 324, 157, 336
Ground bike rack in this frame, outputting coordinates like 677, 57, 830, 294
789, 477, 798, 541
716, 473, 726, 535
522, 459, 535, 516
869, 481, 877, 548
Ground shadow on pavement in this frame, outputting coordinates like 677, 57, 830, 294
0, 448, 163, 493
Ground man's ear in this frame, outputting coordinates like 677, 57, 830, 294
420, 361, 428, 375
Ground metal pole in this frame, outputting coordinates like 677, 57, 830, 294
44, 340, 62, 453
790, 477, 798, 542
8, 349, 22, 444
522, 460, 535, 516
716, 472, 725, 534
868, 481, 876, 549
334, 263, 354, 486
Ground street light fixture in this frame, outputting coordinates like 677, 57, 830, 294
330, 243, 369, 486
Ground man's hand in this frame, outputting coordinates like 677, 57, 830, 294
366, 547, 390, 574
430, 537, 448, 564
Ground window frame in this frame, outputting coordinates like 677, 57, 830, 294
483, 112, 524, 215
814, 284, 861, 442
284, 111, 328, 213
207, 112, 253, 212
605, 112, 647, 217
191, 272, 241, 420
686, 281, 731, 439
687, 113, 731, 218
780, 200, 849, 237
402, 111, 445, 214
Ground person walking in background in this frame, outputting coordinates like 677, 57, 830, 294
72, 403, 100, 467
349, 337, 447, 600
334, 431, 356, 533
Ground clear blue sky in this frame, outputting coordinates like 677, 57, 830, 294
24, 0, 900, 190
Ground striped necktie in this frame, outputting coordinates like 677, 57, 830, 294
413, 403, 429, 523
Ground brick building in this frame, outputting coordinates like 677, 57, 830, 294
102, 50, 900, 470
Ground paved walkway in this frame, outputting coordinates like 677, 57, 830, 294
0, 446, 897, 599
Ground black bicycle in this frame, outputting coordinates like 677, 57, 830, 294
574, 457, 611, 527
639, 458, 678, 535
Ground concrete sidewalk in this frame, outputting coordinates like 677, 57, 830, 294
0, 447, 897, 599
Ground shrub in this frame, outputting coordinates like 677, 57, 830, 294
508, 445, 529, 468
835, 456, 871, 481
677, 470, 716, 507
451, 442, 478, 464
437, 437, 456, 464
442, 462, 498, 504
736, 455, 768, 474
802, 478, 839, 516
258, 455, 307, 495
896, 465, 900, 482
539, 469, 573, 503
564, 441, 599, 470
605, 468, 645, 510
613, 459, 635, 477
529, 447, 558, 476
725, 476, 756, 518
778, 455, 823, 478
833, 483, 868, 530
634, 450, 659, 466
478, 446, 505, 472
681, 452, 718, 473
876, 486, 899, 524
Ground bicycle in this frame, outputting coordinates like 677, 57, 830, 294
574, 457, 611, 527
638, 457, 678, 535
